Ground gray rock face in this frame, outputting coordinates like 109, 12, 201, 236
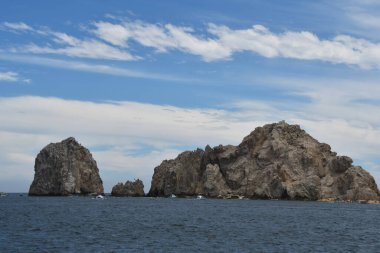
148, 149, 204, 197
111, 179, 145, 197
29, 137, 104, 196
148, 121, 380, 201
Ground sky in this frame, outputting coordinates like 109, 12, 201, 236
1, 0, 380, 193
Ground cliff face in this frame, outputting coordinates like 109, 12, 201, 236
29, 137, 104, 196
148, 121, 380, 201
148, 149, 205, 197
111, 179, 145, 197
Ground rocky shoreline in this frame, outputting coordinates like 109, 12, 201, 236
28, 121, 380, 203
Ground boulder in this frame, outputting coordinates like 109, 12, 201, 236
148, 121, 380, 201
29, 137, 104, 196
111, 179, 145, 197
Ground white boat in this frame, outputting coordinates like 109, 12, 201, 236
95, 195, 104, 199
197, 195, 205, 199
0, 192, 7, 197
170, 194, 177, 198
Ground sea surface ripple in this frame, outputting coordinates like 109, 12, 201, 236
1, 195, 380, 252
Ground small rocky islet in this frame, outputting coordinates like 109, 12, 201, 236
111, 179, 145, 197
28, 121, 380, 202
29, 137, 104, 196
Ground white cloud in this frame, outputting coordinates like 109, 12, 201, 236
0, 22, 33, 32
339, 1, 380, 40
165, 24, 231, 61
94, 21, 231, 61
350, 12, 380, 30
0, 96, 253, 147
23, 30, 137, 61
0, 71, 30, 83
1, 22, 138, 61
0, 93, 380, 192
93, 22, 133, 48
0, 71, 19, 82
208, 24, 380, 68
3, 20, 380, 67
94, 21, 174, 50
93, 20, 380, 68
0, 54, 185, 81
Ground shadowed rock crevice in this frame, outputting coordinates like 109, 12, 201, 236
148, 121, 380, 201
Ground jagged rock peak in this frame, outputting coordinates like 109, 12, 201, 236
111, 179, 145, 197
148, 121, 380, 201
29, 137, 104, 196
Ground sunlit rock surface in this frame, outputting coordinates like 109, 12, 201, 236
148, 121, 380, 201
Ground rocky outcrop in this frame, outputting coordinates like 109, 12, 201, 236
148, 121, 380, 201
111, 179, 145, 197
148, 149, 204, 197
29, 137, 104, 196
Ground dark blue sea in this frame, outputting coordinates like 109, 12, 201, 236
1, 195, 380, 252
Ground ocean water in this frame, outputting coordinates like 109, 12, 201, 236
1, 195, 379, 253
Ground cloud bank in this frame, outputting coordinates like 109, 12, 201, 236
0, 91, 379, 192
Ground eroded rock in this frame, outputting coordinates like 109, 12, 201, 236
29, 137, 104, 196
148, 149, 204, 197
111, 179, 145, 197
148, 121, 380, 201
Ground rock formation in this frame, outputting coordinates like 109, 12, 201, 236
29, 137, 104, 196
148, 121, 380, 201
111, 179, 145, 197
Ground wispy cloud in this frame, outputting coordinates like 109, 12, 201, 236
93, 20, 380, 68
0, 54, 184, 81
1, 22, 138, 61
0, 22, 33, 32
1, 22, 185, 81
0, 71, 30, 83
339, 1, 380, 38
23, 34, 137, 61
0, 71, 19, 82
3, 20, 380, 68
93, 21, 229, 61
349, 12, 380, 30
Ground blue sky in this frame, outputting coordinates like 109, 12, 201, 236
1, 0, 380, 192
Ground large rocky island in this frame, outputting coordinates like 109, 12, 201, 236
148, 121, 380, 201
29, 137, 104, 196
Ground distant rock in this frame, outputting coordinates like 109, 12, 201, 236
111, 179, 145, 197
29, 137, 104, 196
148, 121, 380, 201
